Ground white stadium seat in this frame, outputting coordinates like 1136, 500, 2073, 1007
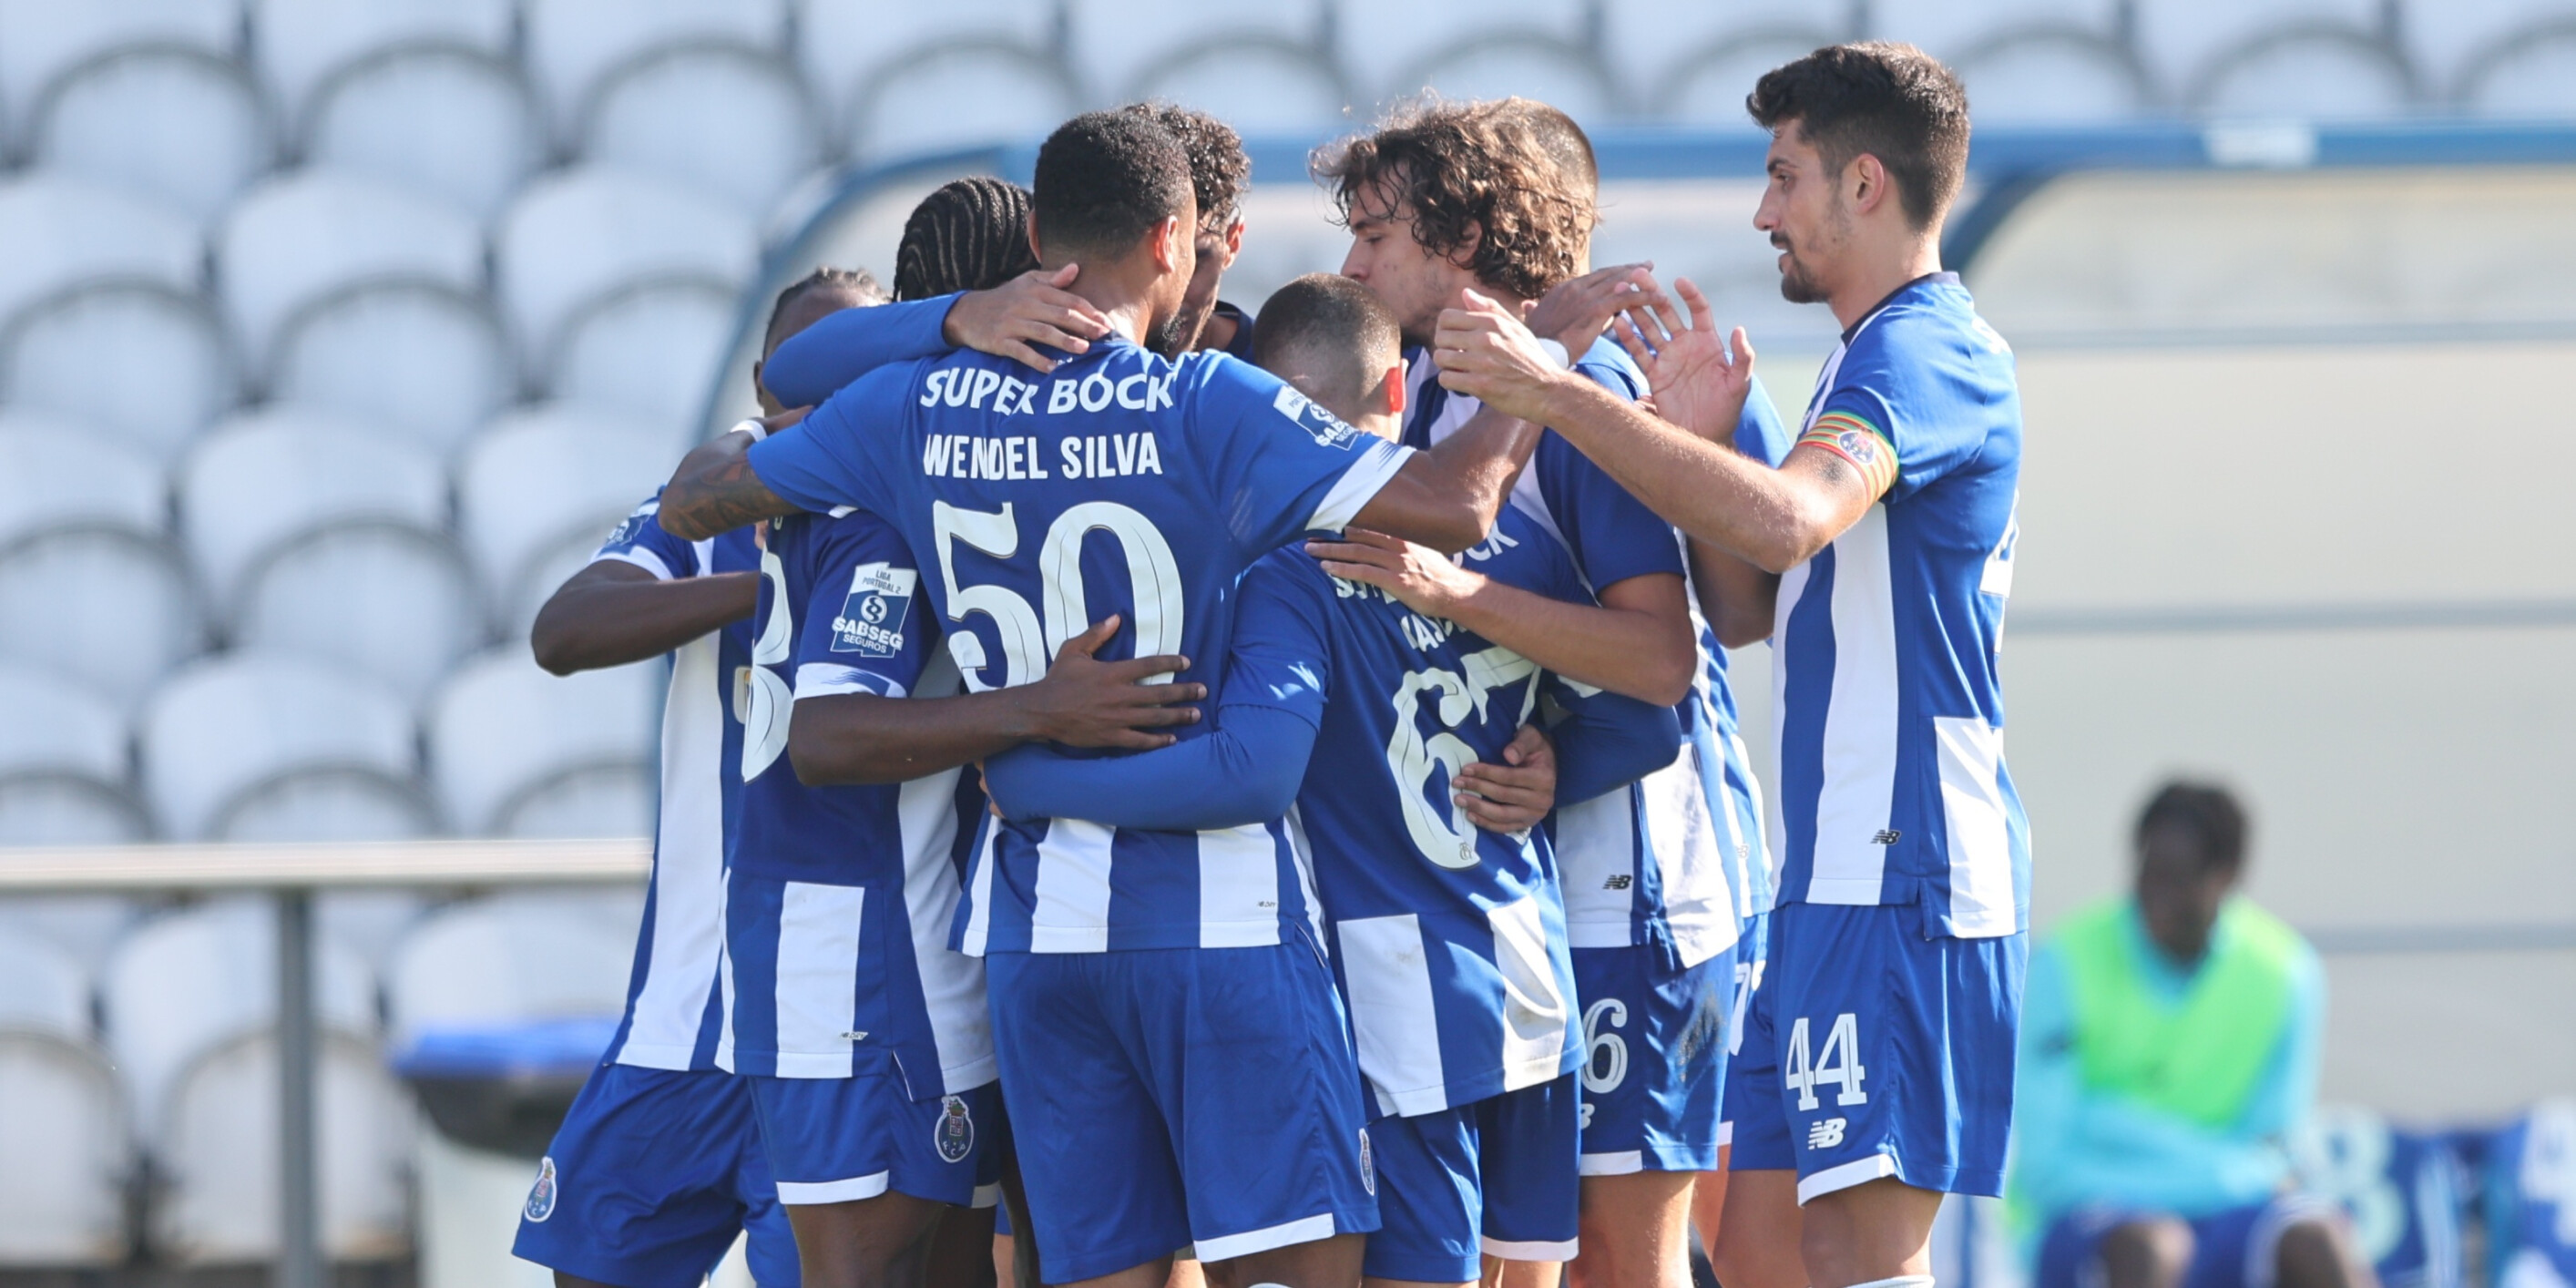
26, 48, 271, 229
427, 649, 658, 838
523, 0, 790, 145
0, 532, 202, 713
2465, 31, 2576, 115
0, 894, 147, 975
178, 405, 447, 610
800, 0, 1062, 134
2196, 32, 2418, 118
2404, 0, 2575, 101
846, 46, 1086, 165
267, 281, 513, 458
234, 521, 483, 703
250, 0, 515, 128
1330, 0, 1596, 108
455, 404, 680, 635
580, 46, 822, 220
0, 283, 236, 465
0, 0, 240, 137
1867, 0, 2121, 64
0, 174, 201, 334
1066, 0, 1328, 102
495, 166, 759, 380
1131, 45, 1350, 137
0, 931, 127, 1267
547, 280, 741, 432
1954, 34, 2152, 123
0, 416, 166, 548
301, 47, 544, 224
217, 169, 485, 378
138, 652, 429, 841
1406, 42, 1622, 124
386, 890, 644, 1044
2131, 0, 2387, 103
1602, 0, 1852, 113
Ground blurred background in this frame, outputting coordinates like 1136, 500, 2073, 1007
0, 0, 2569, 1285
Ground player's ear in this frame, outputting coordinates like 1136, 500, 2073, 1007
1153, 216, 1189, 273
1380, 363, 1406, 418
1024, 211, 1041, 264
1849, 153, 1886, 216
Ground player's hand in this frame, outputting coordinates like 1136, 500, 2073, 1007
1526, 262, 1665, 354
1611, 276, 1753, 443
1022, 614, 1204, 749
1432, 289, 1578, 422
757, 406, 808, 434
942, 264, 1113, 373
1303, 528, 1482, 618
1455, 722, 1556, 834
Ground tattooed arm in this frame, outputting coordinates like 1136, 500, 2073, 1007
659, 418, 803, 542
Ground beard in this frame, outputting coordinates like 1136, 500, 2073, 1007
1775, 238, 1828, 304
1145, 307, 1196, 358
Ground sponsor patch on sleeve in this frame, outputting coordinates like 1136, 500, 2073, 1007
1273, 384, 1359, 448
829, 562, 916, 657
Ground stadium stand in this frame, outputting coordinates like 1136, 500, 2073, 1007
799, 1, 1068, 152
299, 46, 543, 222
521, 0, 790, 148
0, 0, 242, 146
250, 0, 518, 129
425, 649, 658, 840
494, 165, 759, 390
0, 662, 148, 847
1334, 0, 1620, 123
1601, 0, 1852, 120
0, 928, 128, 1267
267, 277, 514, 458
138, 652, 429, 842
26, 47, 270, 230
217, 169, 485, 381
386, 890, 642, 1047
581, 44, 822, 220
453, 403, 683, 634
1065, 0, 1344, 131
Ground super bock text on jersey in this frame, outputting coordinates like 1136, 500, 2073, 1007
746, 332, 1414, 956
513, 496, 797, 1288
717, 506, 997, 1208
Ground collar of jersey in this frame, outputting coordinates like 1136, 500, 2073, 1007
1841, 270, 1964, 343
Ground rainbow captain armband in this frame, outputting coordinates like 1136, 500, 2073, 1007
1799, 412, 1898, 498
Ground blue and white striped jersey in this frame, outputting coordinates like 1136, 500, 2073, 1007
745, 334, 1413, 956
1257, 508, 1682, 1117
1404, 340, 1790, 967
591, 496, 756, 1073
714, 508, 994, 1094
1769, 272, 2029, 938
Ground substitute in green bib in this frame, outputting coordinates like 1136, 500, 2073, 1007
2009, 782, 2378, 1288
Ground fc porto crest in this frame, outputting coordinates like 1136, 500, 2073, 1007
1357, 1127, 1375, 1195
523, 1156, 559, 1222
934, 1095, 976, 1163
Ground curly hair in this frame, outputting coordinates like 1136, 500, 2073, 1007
1121, 101, 1250, 229
1312, 97, 1596, 301
1033, 110, 1194, 260
1747, 43, 1969, 231
763, 265, 884, 352
894, 176, 1038, 301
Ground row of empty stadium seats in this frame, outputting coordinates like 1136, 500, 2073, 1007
0, 2, 2567, 226
0, 399, 679, 703
0, 889, 639, 1265
0, 167, 750, 461
0, 646, 658, 845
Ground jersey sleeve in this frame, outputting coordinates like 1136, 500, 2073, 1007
758, 295, 956, 409
590, 491, 701, 580
1814, 315, 1986, 502
744, 363, 915, 516
790, 516, 935, 700
1733, 374, 1794, 466
1193, 356, 1415, 549
1546, 354, 1685, 591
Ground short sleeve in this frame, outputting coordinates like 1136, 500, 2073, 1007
590, 492, 700, 580
1543, 353, 1684, 591
759, 295, 956, 409
1733, 374, 1794, 466
1215, 553, 1335, 731
789, 516, 935, 700
746, 363, 915, 516
1818, 310, 1987, 501
1194, 356, 1415, 550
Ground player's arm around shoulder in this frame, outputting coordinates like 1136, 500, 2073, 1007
529, 497, 756, 674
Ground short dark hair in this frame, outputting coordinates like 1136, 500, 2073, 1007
1501, 97, 1598, 197
1252, 273, 1402, 420
763, 266, 885, 353
1032, 110, 1195, 261
2135, 782, 2249, 873
1314, 97, 1594, 301
894, 177, 1038, 301
1746, 42, 1970, 231
1121, 101, 1250, 229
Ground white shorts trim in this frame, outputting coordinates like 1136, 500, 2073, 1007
775, 1170, 892, 1205
971, 1182, 1002, 1211
1796, 1151, 1899, 1204
1578, 1150, 1645, 1176
1717, 1121, 1735, 1148
1193, 1211, 1338, 1262
1483, 1235, 1579, 1261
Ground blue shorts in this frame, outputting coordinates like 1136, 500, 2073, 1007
745, 1051, 1000, 1208
512, 1063, 798, 1288
1367, 1075, 1582, 1281
1571, 940, 1733, 1174
986, 927, 1377, 1283
1718, 911, 1771, 1150
1728, 902, 2024, 1201
2039, 1198, 2343, 1288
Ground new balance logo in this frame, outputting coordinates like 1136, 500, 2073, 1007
1870, 830, 1901, 845
1602, 874, 1632, 891
1807, 1118, 1847, 1150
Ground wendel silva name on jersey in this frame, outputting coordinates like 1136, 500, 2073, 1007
917, 361, 1364, 483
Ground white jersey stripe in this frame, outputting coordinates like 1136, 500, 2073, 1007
618, 632, 727, 1069
1027, 818, 1115, 954
772, 882, 864, 1078
960, 823, 997, 956
1933, 717, 2018, 936
899, 767, 995, 1090
1196, 823, 1282, 948
1489, 895, 1573, 1090
1305, 438, 1416, 533
1808, 506, 1901, 904
1554, 785, 1637, 949
1642, 743, 1739, 966
1338, 912, 1446, 1117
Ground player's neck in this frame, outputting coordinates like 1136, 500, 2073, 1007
1826, 232, 1946, 331
1041, 256, 1167, 351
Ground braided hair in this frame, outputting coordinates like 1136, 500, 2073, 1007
762, 265, 885, 353
894, 176, 1041, 301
